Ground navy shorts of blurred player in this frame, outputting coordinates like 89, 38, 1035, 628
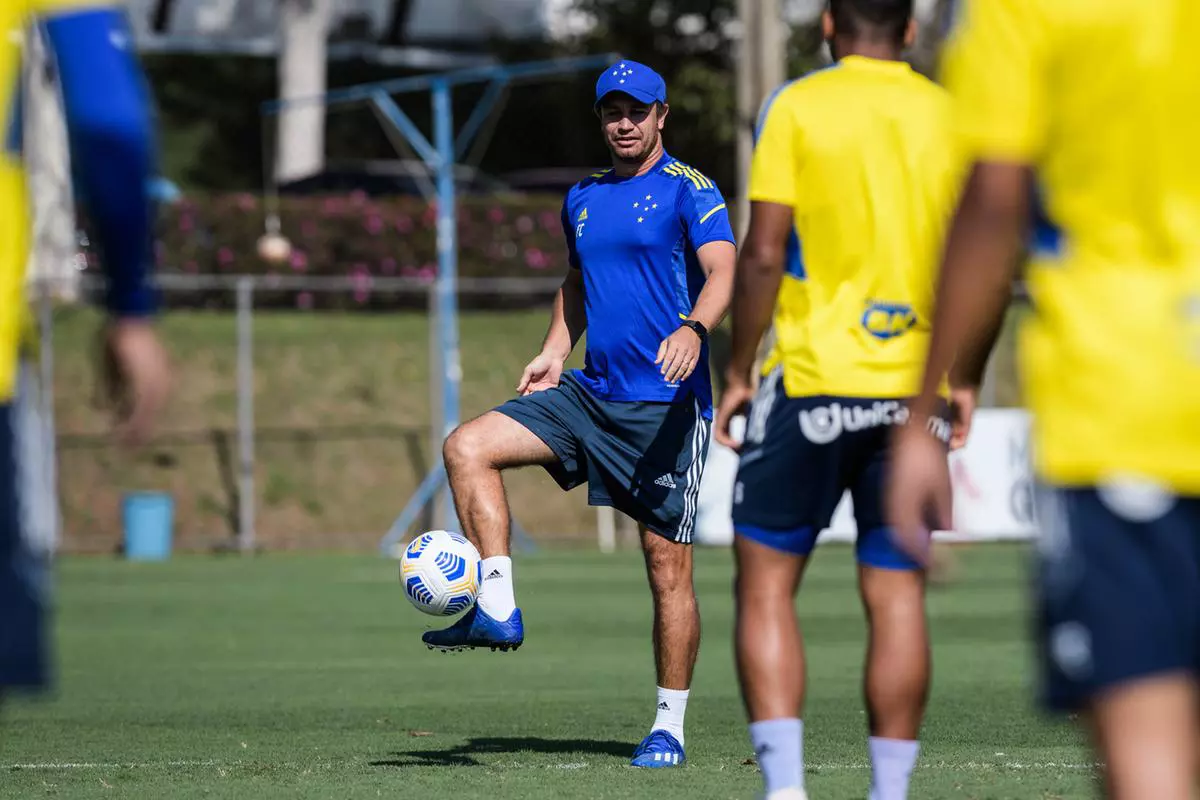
1035, 483, 1200, 711
731, 366, 951, 568
0, 394, 51, 693
496, 373, 710, 544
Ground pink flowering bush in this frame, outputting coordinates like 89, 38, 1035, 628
102, 192, 571, 310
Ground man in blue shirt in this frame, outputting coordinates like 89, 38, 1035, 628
424, 61, 736, 768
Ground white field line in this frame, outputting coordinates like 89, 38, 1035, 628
6, 759, 1103, 772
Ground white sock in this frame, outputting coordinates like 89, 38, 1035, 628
651, 687, 689, 745
868, 737, 920, 800
477, 556, 516, 620
749, 718, 804, 794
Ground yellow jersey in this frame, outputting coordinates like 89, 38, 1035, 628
749, 56, 964, 399
0, 0, 107, 402
943, 0, 1200, 491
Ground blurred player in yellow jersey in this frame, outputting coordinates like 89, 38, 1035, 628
889, 1, 1200, 798
1, 1, 168, 698
714, 1, 966, 798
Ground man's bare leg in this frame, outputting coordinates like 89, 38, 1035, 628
859, 565, 929, 800
443, 411, 556, 558
639, 527, 700, 746
734, 534, 810, 797
421, 412, 556, 650
1090, 674, 1197, 800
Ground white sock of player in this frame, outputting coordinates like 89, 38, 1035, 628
868, 737, 920, 800
651, 687, 689, 745
749, 718, 804, 795
477, 556, 516, 620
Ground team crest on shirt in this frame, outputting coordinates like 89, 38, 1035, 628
632, 194, 659, 224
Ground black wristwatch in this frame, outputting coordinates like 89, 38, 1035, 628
680, 319, 708, 342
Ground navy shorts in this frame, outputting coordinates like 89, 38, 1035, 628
1035, 483, 1200, 711
0, 397, 50, 691
731, 367, 950, 569
495, 373, 711, 543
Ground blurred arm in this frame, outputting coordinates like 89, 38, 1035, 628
949, 276, 1013, 390
922, 0, 1048, 414
42, 6, 158, 318
727, 201, 792, 383
911, 163, 1029, 421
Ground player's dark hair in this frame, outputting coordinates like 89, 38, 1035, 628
829, 0, 913, 44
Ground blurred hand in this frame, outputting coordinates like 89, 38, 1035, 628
948, 385, 978, 451
656, 326, 703, 385
715, 373, 755, 451
886, 421, 953, 568
97, 319, 170, 447
517, 352, 564, 395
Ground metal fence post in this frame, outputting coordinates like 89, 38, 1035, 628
37, 283, 59, 551
432, 79, 462, 532
236, 278, 256, 552
428, 284, 446, 532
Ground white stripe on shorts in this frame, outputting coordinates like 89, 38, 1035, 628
745, 365, 782, 447
676, 398, 710, 543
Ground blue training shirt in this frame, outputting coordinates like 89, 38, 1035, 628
560, 153, 734, 417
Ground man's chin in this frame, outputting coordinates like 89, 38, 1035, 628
612, 148, 647, 162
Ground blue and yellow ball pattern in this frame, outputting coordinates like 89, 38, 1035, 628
399, 530, 481, 616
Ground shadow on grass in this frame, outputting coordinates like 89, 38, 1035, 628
371, 736, 633, 768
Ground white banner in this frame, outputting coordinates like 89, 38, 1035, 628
694, 409, 1036, 546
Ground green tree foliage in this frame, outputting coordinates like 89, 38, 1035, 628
142, 2, 831, 194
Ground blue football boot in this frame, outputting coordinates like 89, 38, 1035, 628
422, 605, 524, 652
630, 730, 686, 768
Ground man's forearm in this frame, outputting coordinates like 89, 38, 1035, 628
541, 275, 587, 359
949, 279, 1012, 389
686, 263, 734, 332
914, 165, 1027, 420
728, 252, 783, 380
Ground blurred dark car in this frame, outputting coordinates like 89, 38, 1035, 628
278, 159, 519, 198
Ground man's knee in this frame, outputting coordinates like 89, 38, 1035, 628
859, 566, 927, 638
443, 420, 494, 473
644, 534, 694, 598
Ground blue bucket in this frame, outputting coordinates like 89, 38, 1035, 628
122, 492, 174, 561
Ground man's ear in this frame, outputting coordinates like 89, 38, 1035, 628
904, 18, 918, 49
657, 102, 670, 130
821, 8, 835, 40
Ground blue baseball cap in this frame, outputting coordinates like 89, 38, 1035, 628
594, 60, 667, 109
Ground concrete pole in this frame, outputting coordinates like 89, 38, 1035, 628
276, 0, 334, 183
735, 0, 786, 238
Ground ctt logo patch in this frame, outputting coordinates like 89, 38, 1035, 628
861, 302, 917, 340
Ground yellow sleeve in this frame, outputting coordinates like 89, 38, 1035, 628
940, 0, 1051, 163
748, 91, 799, 207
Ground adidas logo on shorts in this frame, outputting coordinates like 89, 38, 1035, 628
485, 569, 503, 580
654, 474, 677, 489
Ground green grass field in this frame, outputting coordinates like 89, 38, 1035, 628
3, 543, 1095, 799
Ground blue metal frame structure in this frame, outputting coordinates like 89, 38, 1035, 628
262, 54, 617, 557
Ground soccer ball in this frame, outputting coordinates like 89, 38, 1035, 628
399, 530, 481, 616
